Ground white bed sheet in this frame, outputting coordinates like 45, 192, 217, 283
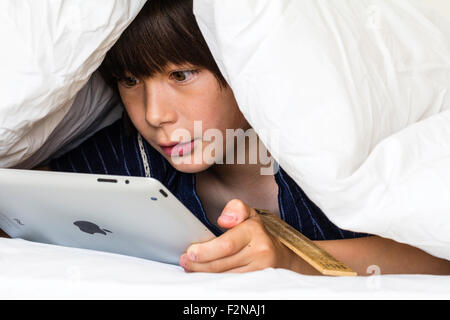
0, 238, 449, 300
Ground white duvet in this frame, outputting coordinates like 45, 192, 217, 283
0, 0, 145, 168
194, 0, 450, 260
1, 1, 449, 298
1, 238, 449, 299
2, 1, 449, 259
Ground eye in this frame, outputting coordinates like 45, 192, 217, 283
170, 70, 198, 83
118, 76, 140, 88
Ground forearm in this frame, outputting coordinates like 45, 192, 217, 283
290, 236, 450, 276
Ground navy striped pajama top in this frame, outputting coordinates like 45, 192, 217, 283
50, 117, 367, 239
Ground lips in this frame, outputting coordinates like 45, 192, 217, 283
160, 139, 196, 157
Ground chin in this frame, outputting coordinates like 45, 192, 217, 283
172, 164, 211, 173
170, 162, 212, 174
164, 145, 219, 173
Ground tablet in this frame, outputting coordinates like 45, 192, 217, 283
0, 168, 216, 264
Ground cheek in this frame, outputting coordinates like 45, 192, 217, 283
208, 97, 248, 133
124, 105, 145, 131
195, 89, 245, 130
119, 92, 146, 128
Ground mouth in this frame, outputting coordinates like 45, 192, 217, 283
159, 139, 197, 157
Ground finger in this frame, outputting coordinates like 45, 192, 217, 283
186, 220, 257, 263
223, 265, 256, 274
218, 198, 258, 229
182, 243, 253, 273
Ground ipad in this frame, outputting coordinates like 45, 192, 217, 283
0, 168, 216, 265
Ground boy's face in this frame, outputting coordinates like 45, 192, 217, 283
117, 63, 250, 173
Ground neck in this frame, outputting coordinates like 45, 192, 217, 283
208, 133, 276, 191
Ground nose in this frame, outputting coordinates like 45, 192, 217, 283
144, 83, 176, 128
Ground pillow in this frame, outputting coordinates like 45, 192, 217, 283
14, 71, 123, 169
194, 0, 450, 259
0, 0, 146, 168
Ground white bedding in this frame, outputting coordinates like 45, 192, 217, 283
0, 0, 145, 168
194, 0, 450, 260
1, 238, 449, 299
1, 0, 449, 300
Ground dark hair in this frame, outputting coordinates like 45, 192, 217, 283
99, 0, 227, 91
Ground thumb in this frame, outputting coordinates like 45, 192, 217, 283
217, 199, 258, 229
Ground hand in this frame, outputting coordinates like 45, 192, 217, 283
179, 199, 296, 273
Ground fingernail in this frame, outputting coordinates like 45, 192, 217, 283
221, 213, 236, 222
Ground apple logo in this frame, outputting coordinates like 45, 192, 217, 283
74, 221, 112, 236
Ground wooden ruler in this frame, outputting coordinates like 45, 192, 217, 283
254, 208, 357, 276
